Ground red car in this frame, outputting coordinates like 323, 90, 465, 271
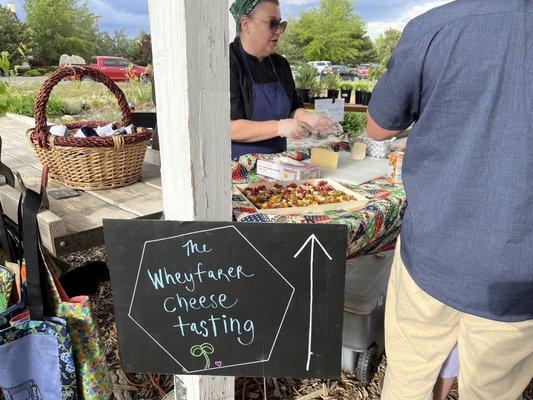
355, 64, 370, 79
71, 56, 151, 82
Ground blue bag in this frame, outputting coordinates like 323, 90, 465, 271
0, 189, 78, 400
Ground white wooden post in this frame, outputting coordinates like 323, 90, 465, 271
147, 0, 234, 399
228, 0, 237, 41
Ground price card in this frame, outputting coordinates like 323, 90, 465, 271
314, 98, 345, 122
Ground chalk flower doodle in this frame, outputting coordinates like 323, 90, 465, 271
190, 343, 215, 369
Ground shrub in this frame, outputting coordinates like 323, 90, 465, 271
341, 112, 367, 140
24, 69, 43, 77
352, 80, 376, 92
321, 73, 342, 90
368, 65, 386, 81
295, 64, 318, 90
340, 81, 353, 90
64, 99, 84, 115
28, 58, 48, 68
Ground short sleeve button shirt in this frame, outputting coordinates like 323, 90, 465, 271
369, 0, 533, 322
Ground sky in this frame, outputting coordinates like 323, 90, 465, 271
2, 0, 452, 40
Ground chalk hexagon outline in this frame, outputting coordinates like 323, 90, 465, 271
128, 225, 296, 373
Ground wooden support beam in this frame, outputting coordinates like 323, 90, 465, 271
147, 0, 233, 398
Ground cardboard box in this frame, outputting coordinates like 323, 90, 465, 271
257, 158, 320, 181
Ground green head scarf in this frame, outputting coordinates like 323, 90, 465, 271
230, 0, 261, 25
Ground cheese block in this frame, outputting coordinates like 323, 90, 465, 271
351, 142, 367, 160
310, 147, 340, 169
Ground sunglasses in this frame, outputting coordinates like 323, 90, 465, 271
248, 16, 288, 33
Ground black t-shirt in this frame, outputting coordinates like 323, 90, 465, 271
230, 37, 303, 121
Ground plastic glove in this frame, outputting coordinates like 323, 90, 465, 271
318, 122, 343, 136
298, 111, 336, 132
277, 119, 315, 139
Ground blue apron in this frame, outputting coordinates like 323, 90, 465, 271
232, 44, 292, 160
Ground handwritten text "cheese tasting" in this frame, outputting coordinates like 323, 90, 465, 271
145, 239, 257, 346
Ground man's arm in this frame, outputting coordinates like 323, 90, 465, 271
365, 110, 402, 141
366, 22, 421, 140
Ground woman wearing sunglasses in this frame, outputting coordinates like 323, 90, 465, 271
229, 0, 335, 160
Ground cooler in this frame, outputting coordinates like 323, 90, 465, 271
341, 250, 394, 383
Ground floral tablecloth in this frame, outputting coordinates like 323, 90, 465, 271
231, 141, 406, 259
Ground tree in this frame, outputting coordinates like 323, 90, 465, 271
137, 31, 153, 66
0, 6, 26, 65
369, 28, 402, 80
375, 28, 402, 67
95, 30, 152, 65
110, 30, 137, 60
24, 0, 99, 65
125, 30, 153, 65
345, 35, 378, 66
277, 0, 375, 65
277, 17, 306, 63
96, 31, 116, 56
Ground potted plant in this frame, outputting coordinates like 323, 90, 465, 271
308, 79, 327, 105
354, 80, 375, 105
294, 64, 318, 104
340, 82, 353, 103
322, 72, 341, 99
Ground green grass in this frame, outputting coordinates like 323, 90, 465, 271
7, 93, 71, 119
4, 80, 154, 123
4, 80, 368, 141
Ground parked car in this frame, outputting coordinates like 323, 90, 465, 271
355, 64, 371, 79
324, 65, 358, 81
69, 56, 151, 82
307, 61, 331, 75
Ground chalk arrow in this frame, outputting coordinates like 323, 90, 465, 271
294, 234, 332, 371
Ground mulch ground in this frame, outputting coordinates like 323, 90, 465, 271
62, 246, 533, 400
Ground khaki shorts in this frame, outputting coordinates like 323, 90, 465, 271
382, 240, 533, 400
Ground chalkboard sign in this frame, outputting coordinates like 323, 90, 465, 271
103, 220, 347, 378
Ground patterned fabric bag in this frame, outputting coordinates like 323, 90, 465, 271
0, 189, 78, 400
0, 265, 14, 314
0, 264, 26, 330
0, 317, 78, 400
43, 252, 113, 400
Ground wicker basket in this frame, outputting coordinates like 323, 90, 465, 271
28, 66, 152, 190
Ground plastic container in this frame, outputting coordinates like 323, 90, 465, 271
387, 148, 405, 185
341, 250, 394, 382
359, 136, 396, 159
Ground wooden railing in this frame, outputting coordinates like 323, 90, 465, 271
303, 103, 368, 113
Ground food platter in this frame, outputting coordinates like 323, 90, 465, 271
235, 178, 368, 215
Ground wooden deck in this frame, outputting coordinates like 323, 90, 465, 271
0, 115, 163, 256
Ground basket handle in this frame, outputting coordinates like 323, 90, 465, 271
33, 66, 132, 147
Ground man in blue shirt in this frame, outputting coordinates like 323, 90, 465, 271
366, 1, 533, 398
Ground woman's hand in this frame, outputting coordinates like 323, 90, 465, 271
277, 119, 314, 139
298, 112, 335, 132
